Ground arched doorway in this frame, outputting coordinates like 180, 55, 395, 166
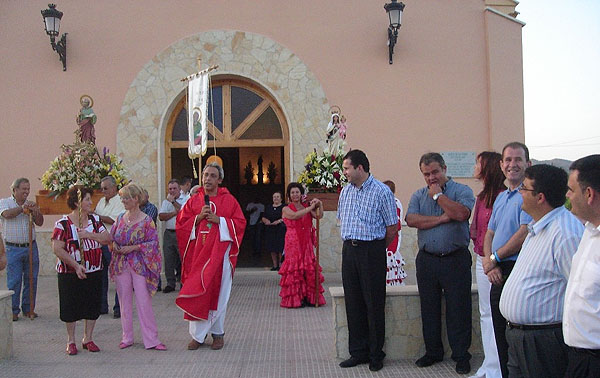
164, 75, 289, 267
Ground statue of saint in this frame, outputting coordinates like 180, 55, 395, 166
76, 95, 97, 144
326, 112, 346, 155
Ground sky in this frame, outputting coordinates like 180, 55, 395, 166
518, 0, 600, 161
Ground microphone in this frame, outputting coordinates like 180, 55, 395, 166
204, 194, 212, 229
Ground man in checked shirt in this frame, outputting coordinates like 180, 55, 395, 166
337, 149, 398, 372
0, 178, 44, 321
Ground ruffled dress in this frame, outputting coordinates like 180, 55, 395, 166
278, 203, 326, 308
386, 198, 407, 286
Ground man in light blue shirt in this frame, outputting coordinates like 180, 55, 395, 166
482, 142, 532, 378
337, 149, 397, 372
500, 164, 583, 378
406, 152, 475, 375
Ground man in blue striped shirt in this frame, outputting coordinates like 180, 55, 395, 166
499, 164, 584, 378
337, 149, 398, 372
406, 152, 475, 375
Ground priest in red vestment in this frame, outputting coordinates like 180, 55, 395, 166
175, 163, 245, 350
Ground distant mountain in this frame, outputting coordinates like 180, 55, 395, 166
531, 158, 572, 171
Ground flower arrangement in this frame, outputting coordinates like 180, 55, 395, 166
41, 143, 129, 196
298, 149, 347, 193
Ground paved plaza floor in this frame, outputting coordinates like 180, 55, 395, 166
1, 270, 480, 377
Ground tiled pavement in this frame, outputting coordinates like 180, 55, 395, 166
1, 270, 481, 377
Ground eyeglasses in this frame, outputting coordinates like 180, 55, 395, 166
518, 186, 536, 192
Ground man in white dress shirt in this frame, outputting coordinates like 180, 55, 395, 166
563, 154, 600, 378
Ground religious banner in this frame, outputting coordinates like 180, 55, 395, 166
187, 73, 209, 158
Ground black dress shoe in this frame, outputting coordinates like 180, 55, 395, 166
163, 286, 175, 293
455, 360, 470, 374
415, 355, 443, 367
369, 360, 383, 371
339, 356, 369, 368
113, 312, 121, 319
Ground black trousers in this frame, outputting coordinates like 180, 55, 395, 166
341, 239, 386, 362
506, 326, 568, 378
415, 248, 472, 362
565, 347, 600, 378
490, 260, 516, 378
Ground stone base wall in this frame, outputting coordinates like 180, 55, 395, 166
330, 285, 483, 360
0, 290, 14, 359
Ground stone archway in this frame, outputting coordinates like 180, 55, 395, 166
115, 30, 343, 272
116, 30, 330, 203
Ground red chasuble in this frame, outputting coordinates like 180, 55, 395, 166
175, 187, 246, 321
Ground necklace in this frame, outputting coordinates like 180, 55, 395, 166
126, 211, 141, 224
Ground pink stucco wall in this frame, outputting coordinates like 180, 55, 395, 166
0, 1, 524, 214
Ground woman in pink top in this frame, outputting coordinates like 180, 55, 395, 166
470, 151, 506, 378
110, 183, 165, 351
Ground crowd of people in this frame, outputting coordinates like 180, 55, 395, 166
1, 147, 598, 378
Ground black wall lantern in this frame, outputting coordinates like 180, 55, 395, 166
384, 0, 405, 64
41, 4, 67, 71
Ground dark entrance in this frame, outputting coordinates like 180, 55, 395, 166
170, 147, 285, 268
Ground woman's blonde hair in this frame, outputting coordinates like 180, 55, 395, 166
119, 183, 143, 203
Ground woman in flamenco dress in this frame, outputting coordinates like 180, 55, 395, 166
278, 183, 326, 308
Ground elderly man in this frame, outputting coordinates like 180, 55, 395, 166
159, 179, 187, 293
337, 149, 397, 372
563, 155, 600, 378
483, 142, 533, 377
499, 164, 583, 377
95, 176, 125, 317
406, 152, 475, 375
0, 178, 44, 321
176, 163, 245, 351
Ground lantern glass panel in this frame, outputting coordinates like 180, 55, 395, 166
44, 17, 60, 35
389, 9, 401, 27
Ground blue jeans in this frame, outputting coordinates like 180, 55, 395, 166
101, 245, 120, 314
6, 241, 39, 315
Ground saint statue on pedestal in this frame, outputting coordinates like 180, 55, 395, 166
76, 95, 97, 144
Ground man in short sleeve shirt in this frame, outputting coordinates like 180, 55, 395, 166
95, 176, 125, 317
406, 153, 475, 375
0, 178, 44, 321
337, 149, 397, 372
482, 142, 532, 377
159, 179, 188, 293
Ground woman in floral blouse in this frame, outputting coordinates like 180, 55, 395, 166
110, 183, 165, 351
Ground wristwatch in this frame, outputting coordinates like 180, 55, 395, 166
490, 254, 497, 263
433, 193, 442, 201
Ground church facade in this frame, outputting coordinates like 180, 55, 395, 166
1, 0, 524, 273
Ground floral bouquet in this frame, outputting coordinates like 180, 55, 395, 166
41, 143, 129, 196
298, 149, 346, 193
